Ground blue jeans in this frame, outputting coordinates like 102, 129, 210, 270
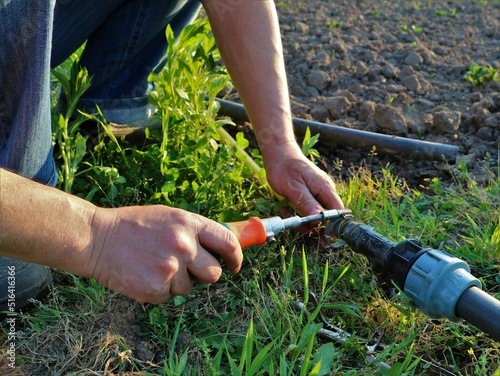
0, 0, 201, 186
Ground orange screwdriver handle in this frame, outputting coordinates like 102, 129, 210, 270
223, 217, 268, 248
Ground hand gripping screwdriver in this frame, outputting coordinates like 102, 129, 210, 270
223, 209, 352, 248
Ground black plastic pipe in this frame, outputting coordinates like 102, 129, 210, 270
215, 98, 459, 162
455, 286, 500, 342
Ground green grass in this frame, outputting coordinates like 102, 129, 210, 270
1, 16, 500, 375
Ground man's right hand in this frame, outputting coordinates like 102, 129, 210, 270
85, 205, 243, 304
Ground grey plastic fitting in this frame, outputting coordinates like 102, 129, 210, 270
404, 249, 481, 321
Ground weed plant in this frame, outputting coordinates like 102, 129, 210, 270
464, 64, 500, 86
1, 17, 500, 376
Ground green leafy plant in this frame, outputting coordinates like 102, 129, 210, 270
51, 64, 92, 192
301, 127, 321, 161
435, 8, 456, 16
147, 18, 271, 218
327, 20, 342, 29
400, 24, 423, 33
464, 64, 500, 86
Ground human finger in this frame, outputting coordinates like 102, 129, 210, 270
197, 220, 243, 274
308, 175, 345, 211
187, 246, 223, 285
294, 170, 345, 216
169, 268, 194, 297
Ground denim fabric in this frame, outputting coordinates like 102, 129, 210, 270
0, 0, 57, 186
52, 0, 202, 124
0, 0, 201, 185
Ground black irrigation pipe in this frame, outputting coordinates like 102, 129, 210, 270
215, 98, 459, 163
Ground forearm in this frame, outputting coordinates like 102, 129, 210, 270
0, 168, 96, 276
203, 0, 298, 160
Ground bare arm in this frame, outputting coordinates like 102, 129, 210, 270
203, 0, 294, 154
0, 168, 242, 303
202, 0, 344, 215
0, 168, 96, 271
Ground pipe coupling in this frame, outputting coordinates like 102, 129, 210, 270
404, 249, 481, 321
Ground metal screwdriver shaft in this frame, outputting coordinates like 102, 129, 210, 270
223, 209, 352, 248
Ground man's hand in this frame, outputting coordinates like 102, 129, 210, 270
85, 205, 243, 304
264, 142, 344, 217
0, 168, 242, 305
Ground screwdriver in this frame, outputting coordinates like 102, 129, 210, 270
223, 209, 352, 248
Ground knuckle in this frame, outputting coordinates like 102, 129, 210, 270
167, 232, 197, 260
168, 207, 189, 223
158, 257, 180, 278
223, 228, 240, 250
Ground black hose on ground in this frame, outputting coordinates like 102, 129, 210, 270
214, 98, 459, 163
455, 286, 500, 342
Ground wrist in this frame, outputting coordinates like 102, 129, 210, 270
261, 139, 303, 165
80, 207, 117, 280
